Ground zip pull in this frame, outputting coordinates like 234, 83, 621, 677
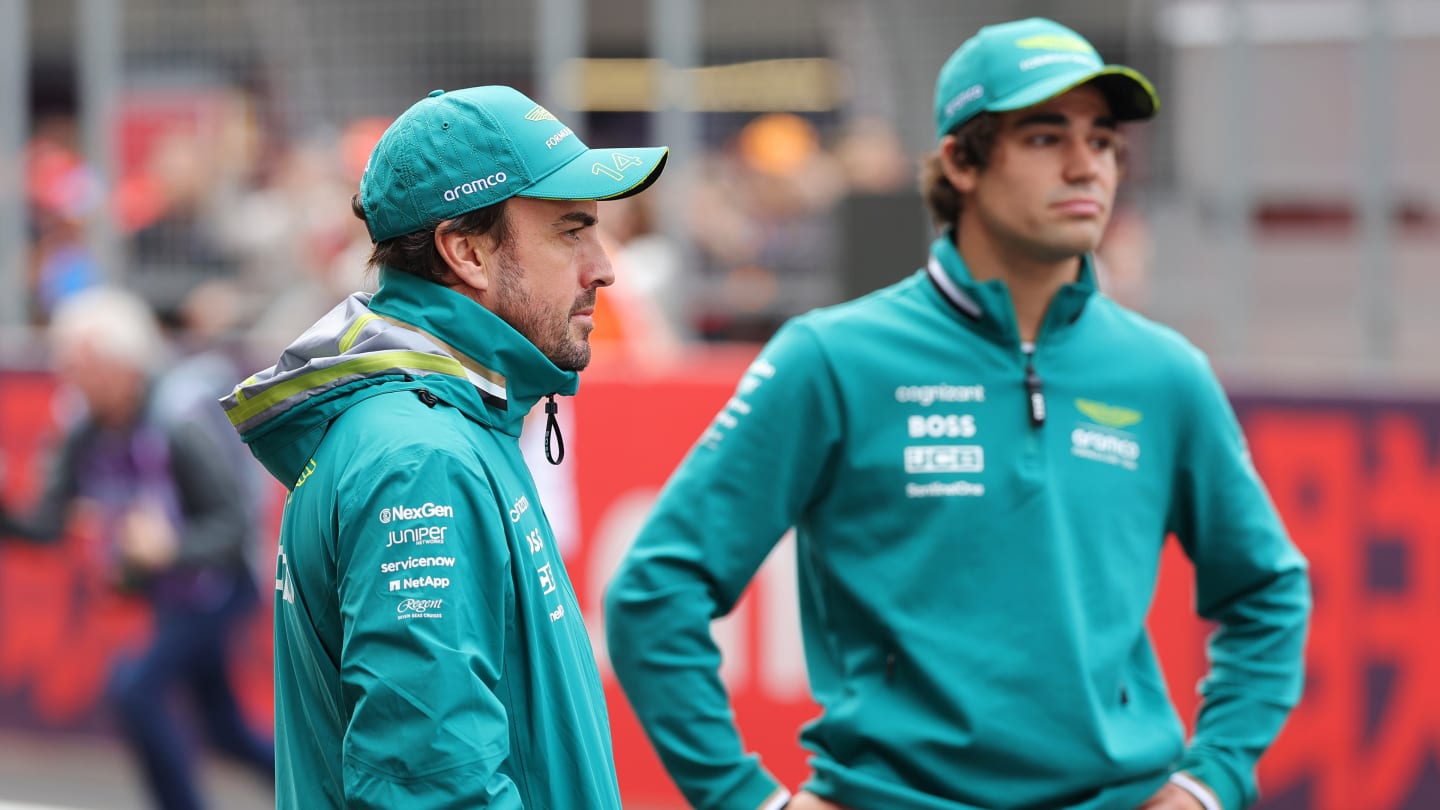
543, 394, 565, 465
1023, 346, 1046, 427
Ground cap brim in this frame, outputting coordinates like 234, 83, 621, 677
522, 146, 669, 202
991, 66, 1159, 122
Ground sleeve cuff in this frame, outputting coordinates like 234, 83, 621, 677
1170, 771, 1223, 810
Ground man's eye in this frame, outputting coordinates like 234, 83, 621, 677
1090, 136, 1115, 151
1027, 133, 1060, 146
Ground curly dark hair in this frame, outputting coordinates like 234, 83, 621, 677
351, 194, 513, 284
919, 112, 1000, 230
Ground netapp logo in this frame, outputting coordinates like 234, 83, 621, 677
379, 503, 454, 524
388, 576, 452, 592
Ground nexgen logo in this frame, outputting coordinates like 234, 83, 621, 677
380, 503, 455, 524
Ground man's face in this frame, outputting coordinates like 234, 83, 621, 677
952, 84, 1120, 263
54, 339, 146, 428
489, 197, 613, 371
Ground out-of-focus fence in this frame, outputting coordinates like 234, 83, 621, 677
1, 0, 1437, 384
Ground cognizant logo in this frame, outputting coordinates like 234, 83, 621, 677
442, 173, 508, 202
379, 503, 455, 524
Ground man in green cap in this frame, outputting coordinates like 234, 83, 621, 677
222, 85, 666, 808
606, 18, 1308, 810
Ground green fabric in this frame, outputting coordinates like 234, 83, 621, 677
933, 16, 1159, 138
231, 272, 619, 809
606, 238, 1308, 810
360, 85, 668, 241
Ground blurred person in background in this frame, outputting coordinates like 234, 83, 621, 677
220, 85, 666, 809
606, 17, 1309, 810
0, 287, 274, 810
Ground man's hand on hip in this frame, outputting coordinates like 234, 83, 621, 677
1136, 782, 1206, 810
788, 790, 849, 810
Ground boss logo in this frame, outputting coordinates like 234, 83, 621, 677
907, 414, 977, 439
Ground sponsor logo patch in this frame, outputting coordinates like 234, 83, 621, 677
379, 555, 457, 574
397, 598, 444, 620
904, 445, 984, 474
380, 503, 454, 524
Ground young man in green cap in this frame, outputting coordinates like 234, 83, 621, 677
222, 85, 666, 809
606, 18, 1308, 810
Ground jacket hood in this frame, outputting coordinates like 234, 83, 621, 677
221, 269, 579, 488
925, 231, 1098, 344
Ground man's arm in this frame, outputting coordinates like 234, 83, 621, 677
1167, 358, 1312, 810
166, 416, 254, 567
606, 321, 841, 810
0, 426, 84, 544
336, 446, 522, 808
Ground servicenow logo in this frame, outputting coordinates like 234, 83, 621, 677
379, 503, 454, 524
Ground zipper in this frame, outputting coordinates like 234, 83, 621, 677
1022, 341, 1045, 428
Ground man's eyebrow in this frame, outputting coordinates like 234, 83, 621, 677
1013, 112, 1119, 130
554, 211, 597, 228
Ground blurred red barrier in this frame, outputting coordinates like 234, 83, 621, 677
3, 359, 1439, 809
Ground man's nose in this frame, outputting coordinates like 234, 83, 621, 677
586, 243, 615, 289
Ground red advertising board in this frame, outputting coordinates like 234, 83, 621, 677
2, 357, 1439, 809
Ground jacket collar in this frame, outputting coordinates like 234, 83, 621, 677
926, 231, 1098, 345
368, 268, 579, 434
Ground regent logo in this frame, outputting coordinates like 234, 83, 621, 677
895, 384, 986, 406
1071, 427, 1141, 470
904, 445, 984, 474
388, 576, 452, 592
1075, 398, 1143, 429
379, 556, 457, 574
397, 598, 444, 620
379, 503, 455, 524
908, 413, 977, 439
441, 173, 508, 203
524, 105, 557, 122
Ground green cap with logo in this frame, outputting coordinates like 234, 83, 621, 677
933, 17, 1159, 140
360, 86, 669, 242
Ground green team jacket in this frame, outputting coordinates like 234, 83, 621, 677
605, 234, 1310, 810
222, 269, 621, 809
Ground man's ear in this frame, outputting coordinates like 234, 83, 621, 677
434, 226, 491, 293
939, 134, 979, 194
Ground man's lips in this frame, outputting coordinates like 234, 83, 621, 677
1051, 198, 1104, 217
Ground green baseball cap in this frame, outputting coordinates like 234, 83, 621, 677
933, 17, 1159, 140
360, 86, 669, 242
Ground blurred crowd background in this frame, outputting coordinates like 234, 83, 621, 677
1, 1, 1438, 808
1, 0, 1435, 383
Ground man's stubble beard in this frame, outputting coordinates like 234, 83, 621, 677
493, 249, 594, 372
